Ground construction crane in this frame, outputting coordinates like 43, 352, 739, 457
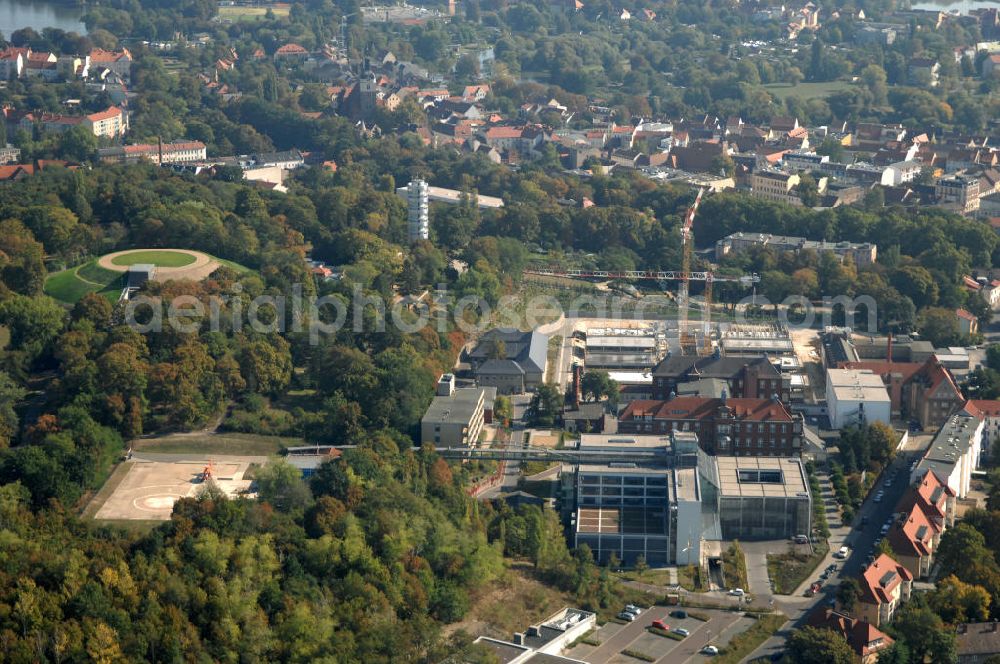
678, 188, 704, 354
522, 191, 761, 355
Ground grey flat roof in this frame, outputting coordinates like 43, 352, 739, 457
716, 456, 810, 498
674, 467, 699, 501
917, 412, 979, 479
578, 434, 672, 449
422, 387, 483, 425
587, 336, 657, 348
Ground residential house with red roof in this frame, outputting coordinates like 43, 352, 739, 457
806, 608, 894, 664
956, 308, 979, 337
0, 48, 24, 79
895, 469, 956, 530
617, 395, 801, 456
274, 43, 309, 60
89, 47, 132, 81
857, 553, 912, 627
887, 500, 943, 578
910, 359, 965, 429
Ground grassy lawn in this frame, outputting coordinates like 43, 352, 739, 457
45, 260, 122, 304
110, 250, 197, 267
678, 564, 708, 592
616, 567, 675, 586
763, 80, 854, 100
716, 613, 786, 664
722, 542, 749, 591
767, 540, 830, 595
130, 432, 300, 456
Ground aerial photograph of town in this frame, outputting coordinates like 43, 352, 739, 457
1, 0, 1000, 661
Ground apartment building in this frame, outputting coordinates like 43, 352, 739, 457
420, 374, 488, 447
715, 232, 877, 268
912, 409, 984, 498
97, 140, 207, 164
838, 358, 964, 430
751, 169, 802, 205
887, 502, 940, 579
857, 553, 913, 627
937, 173, 981, 215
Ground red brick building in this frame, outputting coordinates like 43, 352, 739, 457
617, 396, 802, 455
651, 354, 789, 402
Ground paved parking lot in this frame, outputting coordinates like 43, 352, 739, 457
564, 607, 752, 663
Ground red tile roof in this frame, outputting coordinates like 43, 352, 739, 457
89, 47, 131, 63
859, 554, 911, 606
275, 43, 308, 55
0, 164, 33, 180
619, 396, 793, 422
86, 106, 122, 122
888, 502, 939, 558
485, 126, 523, 139
807, 608, 894, 658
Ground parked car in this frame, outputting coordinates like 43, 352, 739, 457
834, 546, 850, 559
618, 611, 637, 622
651, 619, 669, 631
861, 515, 870, 526
885, 479, 893, 488
793, 534, 808, 544
702, 645, 719, 655
820, 570, 829, 580
673, 627, 690, 637
873, 493, 883, 503
826, 564, 838, 572
729, 588, 746, 596
625, 604, 643, 615
880, 524, 891, 535
670, 610, 687, 619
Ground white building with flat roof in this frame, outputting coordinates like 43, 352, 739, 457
826, 368, 892, 429
912, 409, 984, 499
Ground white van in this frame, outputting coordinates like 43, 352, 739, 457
834, 546, 850, 559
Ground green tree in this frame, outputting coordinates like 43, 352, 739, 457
0, 294, 64, 366
836, 578, 861, 614
581, 370, 619, 403
918, 307, 960, 347
891, 604, 957, 664
527, 384, 563, 427
928, 575, 991, 624
255, 460, 312, 513
785, 626, 856, 664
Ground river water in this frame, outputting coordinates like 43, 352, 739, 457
0, 0, 84, 37
910, 0, 999, 12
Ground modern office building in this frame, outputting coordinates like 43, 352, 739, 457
715, 456, 812, 540
562, 432, 810, 566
